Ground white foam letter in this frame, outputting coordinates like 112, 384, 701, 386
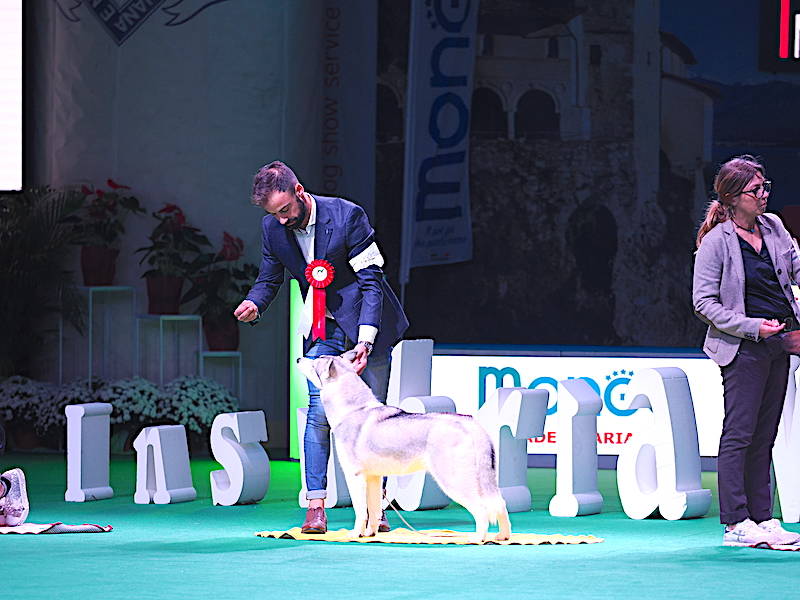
133, 425, 197, 504
549, 379, 604, 517
476, 387, 548, 512
65, 403, 114, 502
616, 368, 711, 520
210, 411, 270, 506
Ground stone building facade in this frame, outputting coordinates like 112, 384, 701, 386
375, 0, 712, 347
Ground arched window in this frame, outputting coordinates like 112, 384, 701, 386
376, 84, 403, 143
470, 87, 505, 139
515, 89, 559, 140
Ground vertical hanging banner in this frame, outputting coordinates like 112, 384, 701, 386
0, 0, 22, 191
319, 0, 377, 219
399, 0, 478, 285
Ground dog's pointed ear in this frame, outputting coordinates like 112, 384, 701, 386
327, 357, 338, 379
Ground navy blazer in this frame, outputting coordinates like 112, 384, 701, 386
245, 194, 408, 356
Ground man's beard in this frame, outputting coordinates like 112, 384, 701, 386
284, 194, 307, 230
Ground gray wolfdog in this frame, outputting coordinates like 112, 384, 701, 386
297, 353, 511, 543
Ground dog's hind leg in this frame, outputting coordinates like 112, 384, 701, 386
427, 458, 490, 544
461, 501, 490, 544
364, 475, 382, 537
495, 504, 511, 541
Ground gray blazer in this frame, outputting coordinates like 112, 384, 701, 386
692, 213, 800, 366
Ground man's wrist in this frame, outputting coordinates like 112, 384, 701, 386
357, 340, 374, 355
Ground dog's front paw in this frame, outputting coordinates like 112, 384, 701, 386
494, 532, 511, 542
468, 535, 487, 545
349, 528, 363, 540
362, 526, 378, 538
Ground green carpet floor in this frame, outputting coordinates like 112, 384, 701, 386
3, 452, 798, 600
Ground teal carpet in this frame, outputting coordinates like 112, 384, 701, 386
3, 452, 798, 599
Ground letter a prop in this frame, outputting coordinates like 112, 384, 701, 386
616, 368, 711, 520
210, 411, 270, 506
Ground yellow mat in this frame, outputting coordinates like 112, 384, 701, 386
256, 527, 603, 545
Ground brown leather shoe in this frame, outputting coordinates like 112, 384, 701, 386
378, 509, 391, 533
301, 507, 327, 534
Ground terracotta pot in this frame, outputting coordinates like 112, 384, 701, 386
203, 314, 240, 351
146, 275, 184, 314
80, 246, 119, 286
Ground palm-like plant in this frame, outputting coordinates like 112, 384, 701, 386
0, 187, 85, 377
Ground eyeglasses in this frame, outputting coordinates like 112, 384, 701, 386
741, 180, 772, 199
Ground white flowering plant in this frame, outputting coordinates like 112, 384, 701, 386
95, 377, 161, 425
0, 376, 56, 426
158, 375, 238, 434
37, 377, 106, 436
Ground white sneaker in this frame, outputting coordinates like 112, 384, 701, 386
757, 519, 800, 545
723, 518, 776, 547
0, 468, 29, 527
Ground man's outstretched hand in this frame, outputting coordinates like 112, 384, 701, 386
234, 300, 259, 322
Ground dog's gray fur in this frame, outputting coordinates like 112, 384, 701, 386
298, 353, 511, 543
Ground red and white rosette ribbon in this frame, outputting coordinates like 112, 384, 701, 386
304, 259, 335, 341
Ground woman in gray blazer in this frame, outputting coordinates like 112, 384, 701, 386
693, 155, 800, 547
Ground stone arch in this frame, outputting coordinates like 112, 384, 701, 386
566, 203, 618, 293
514, 88, 559, 140
470, 87, 506, 139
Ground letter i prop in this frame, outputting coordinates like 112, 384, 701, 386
549, 379, 603, 517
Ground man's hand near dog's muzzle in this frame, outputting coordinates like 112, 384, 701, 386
350, 342, 370, 375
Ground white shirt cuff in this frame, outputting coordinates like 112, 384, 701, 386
358, 325, 378, 344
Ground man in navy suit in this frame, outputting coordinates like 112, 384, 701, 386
235, 161, 408, 533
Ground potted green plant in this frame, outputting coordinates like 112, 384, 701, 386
73, 179, 145, 286
181, 232, 259, 351
0, 187, 85, 377
135, 203, 211, 314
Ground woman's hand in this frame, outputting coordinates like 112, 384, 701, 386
759, 318, 786, 339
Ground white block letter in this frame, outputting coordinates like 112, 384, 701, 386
549, 379, 604, 517
616, 368, 711, 520
65, 403, 114, 502
210, 411, 270, 506
774, 355, 800, 522
476, 387, 548, 512
133, 425, 197, 504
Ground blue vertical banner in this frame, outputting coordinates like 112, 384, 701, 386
399, 0, 478, 287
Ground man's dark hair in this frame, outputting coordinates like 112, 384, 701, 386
251, 161, 299, 207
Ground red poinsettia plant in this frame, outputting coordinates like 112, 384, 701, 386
181, 232, 259, 320
135, 203, 212, 278
72, 179, 145, 247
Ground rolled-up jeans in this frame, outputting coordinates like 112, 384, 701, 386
304, 319, 390, 500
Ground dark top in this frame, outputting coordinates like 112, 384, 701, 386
739, 235, 794, 319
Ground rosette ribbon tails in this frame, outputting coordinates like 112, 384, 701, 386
305, 259, 335, 340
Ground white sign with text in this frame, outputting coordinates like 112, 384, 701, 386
430, 354, 724, 456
